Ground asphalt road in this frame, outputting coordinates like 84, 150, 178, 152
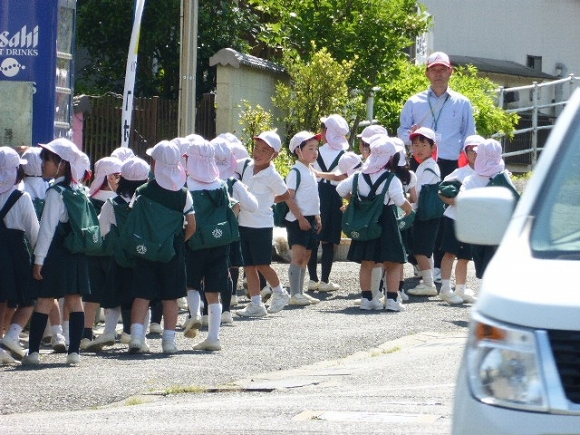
0, 260, 475, 434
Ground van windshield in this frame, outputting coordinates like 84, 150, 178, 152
531, 135, 580, 258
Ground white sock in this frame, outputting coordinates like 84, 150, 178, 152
441, 279, 452, 293
7, 324, 23, 341
130, 323, 144, 340
104, 307, 121, 335
271, 284, 284, 294
51, 324, 64, 337
420, 269, 434, 287
143, 310, 150, 339
62, 321, 69, 343
456, 283, 466, 293
207, 303, 222, 342
371, 266, 383, 298
187, 289, 201, 317
251, 295, 262, 305
162, 329, 175, 342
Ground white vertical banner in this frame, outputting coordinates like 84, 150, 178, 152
121, 0, 146, 148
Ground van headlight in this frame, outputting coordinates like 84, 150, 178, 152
466, 315, 549, 412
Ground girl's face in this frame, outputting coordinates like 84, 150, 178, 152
107, 173, 121, 191
465, 145, 477, 168
40, 150, 64, 180
296, 139, 319, 164
360, 141, 371, 160
252, 139, 276, 168
412, 136, 435, 162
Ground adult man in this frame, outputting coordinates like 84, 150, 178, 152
398, 51, 476, 178
397, 51, 476, 283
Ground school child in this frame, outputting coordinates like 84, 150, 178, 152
357, 124, 388, 161
87, 156, 150, 352
436, 135, 484, 305
0, 147, 39, 362
211, 136, 258, 323
461, 138, 515, 279
110, 147, 135, 162
127, 140, 195, 355
82, 156, 122, 349
235, 130, 292, 317
283, 131, 323, 306
405, 127, 444, 297
22, 138, 91, 366
336, 135, 413, 311
307, 114, 349, 293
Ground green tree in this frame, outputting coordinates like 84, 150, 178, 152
76, 0, 258, 100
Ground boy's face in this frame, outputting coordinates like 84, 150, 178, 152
296, 139, 319, 164
465, 145, 477, 168
253, 139, 277, 166
411, 136, 435, 162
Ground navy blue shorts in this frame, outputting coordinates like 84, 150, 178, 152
239, 226, 273, 266
185, 244, 229, 293
286, 216, 319, 251
440, 216, 473, 260
409, 217, 440, 257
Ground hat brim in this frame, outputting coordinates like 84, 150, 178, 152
427, 61, 452, 69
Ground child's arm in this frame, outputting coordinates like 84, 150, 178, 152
312, 168, 346, 182
284, 189, 312, 231
184, 213, 196, 241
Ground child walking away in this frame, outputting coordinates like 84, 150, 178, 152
307, 115, 349, 292
24, 138, 93, 366
184, 139, 236, 351
406, 127, 443, 297
20, 146, 50, 219
285, 131, 323, 306
211, 135, 258, 323
461, 138, 515, 279
126, 141, 195, 355
0, 147, 40, 363
235, 130, 291, 317
86, 156, 150, 352
337, 135, 413, 311
437, 135, 484, 305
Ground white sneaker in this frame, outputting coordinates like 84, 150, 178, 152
303, 293, 320, 304
235, 302, 267, 317
85, 333, 116, 352
385, 298, 405, 312
22, 351, 40, 366
193, 338, 221, 351
120, 332, 131, 344
221, 311, 234, 324
318, 281, 340, 292
162, 339, 178, 354
201, 315, 209, 327
439, 290, 464, 305
456, 288, 477, 304
307, 280, 320, 291
149, 322, 163, 335
51, 334, 67, 353
267, 291, 290, 313
1, 335, 26, 359
128, 335, 144, 354
260, 286, 273, 302
80, 338, 92, 351
0, 348, 18, 365
183, 315, 202, 338
433, 267, 442, 284
360, 297, 383, 311
288, 293, 311, 306
407, 283, 438, 296
399, 290, 409, 302
138, 339, 150, 354
66, 352, 80, 366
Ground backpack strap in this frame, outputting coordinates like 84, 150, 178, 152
424, 167, 441, 181
0, 190, 24, 221
240, 158, 251, 180
226, 177, 238, 196
317, 151, 345, 185
288, 167, 301, 191
361, 172, 393, 198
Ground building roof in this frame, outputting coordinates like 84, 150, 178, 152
451, 55, 556, 79
209, 48, 286, 74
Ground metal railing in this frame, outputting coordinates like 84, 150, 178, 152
496, 74, 580, 167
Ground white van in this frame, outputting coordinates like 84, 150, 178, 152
451, 88, 580, 434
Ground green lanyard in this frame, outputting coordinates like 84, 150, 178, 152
428, 94, 450, 131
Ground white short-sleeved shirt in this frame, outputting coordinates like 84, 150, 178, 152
285, 161, 320, 221
0, 187, 39, 248
235, 159, 287, 228
99, 194, 130, 238
443, 165, 476, 220
336, 170, 407, 207
413, 158, 441, 211
461, 173, 492, 191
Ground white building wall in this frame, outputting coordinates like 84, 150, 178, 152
420, 0, 580, 77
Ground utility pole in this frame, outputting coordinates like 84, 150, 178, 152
178, 0, 198, 137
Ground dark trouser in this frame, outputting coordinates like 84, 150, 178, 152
433, 158, 458, 269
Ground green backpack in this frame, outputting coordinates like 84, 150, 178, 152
416, 167, 446, 221
342, 172, 394, 241
273, 167, 300, 227
103, 196, 134, 268
188, 184, 240, 251
487, 171, 520, 202
52, 184, 103, 255
121, 194, 185, 263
